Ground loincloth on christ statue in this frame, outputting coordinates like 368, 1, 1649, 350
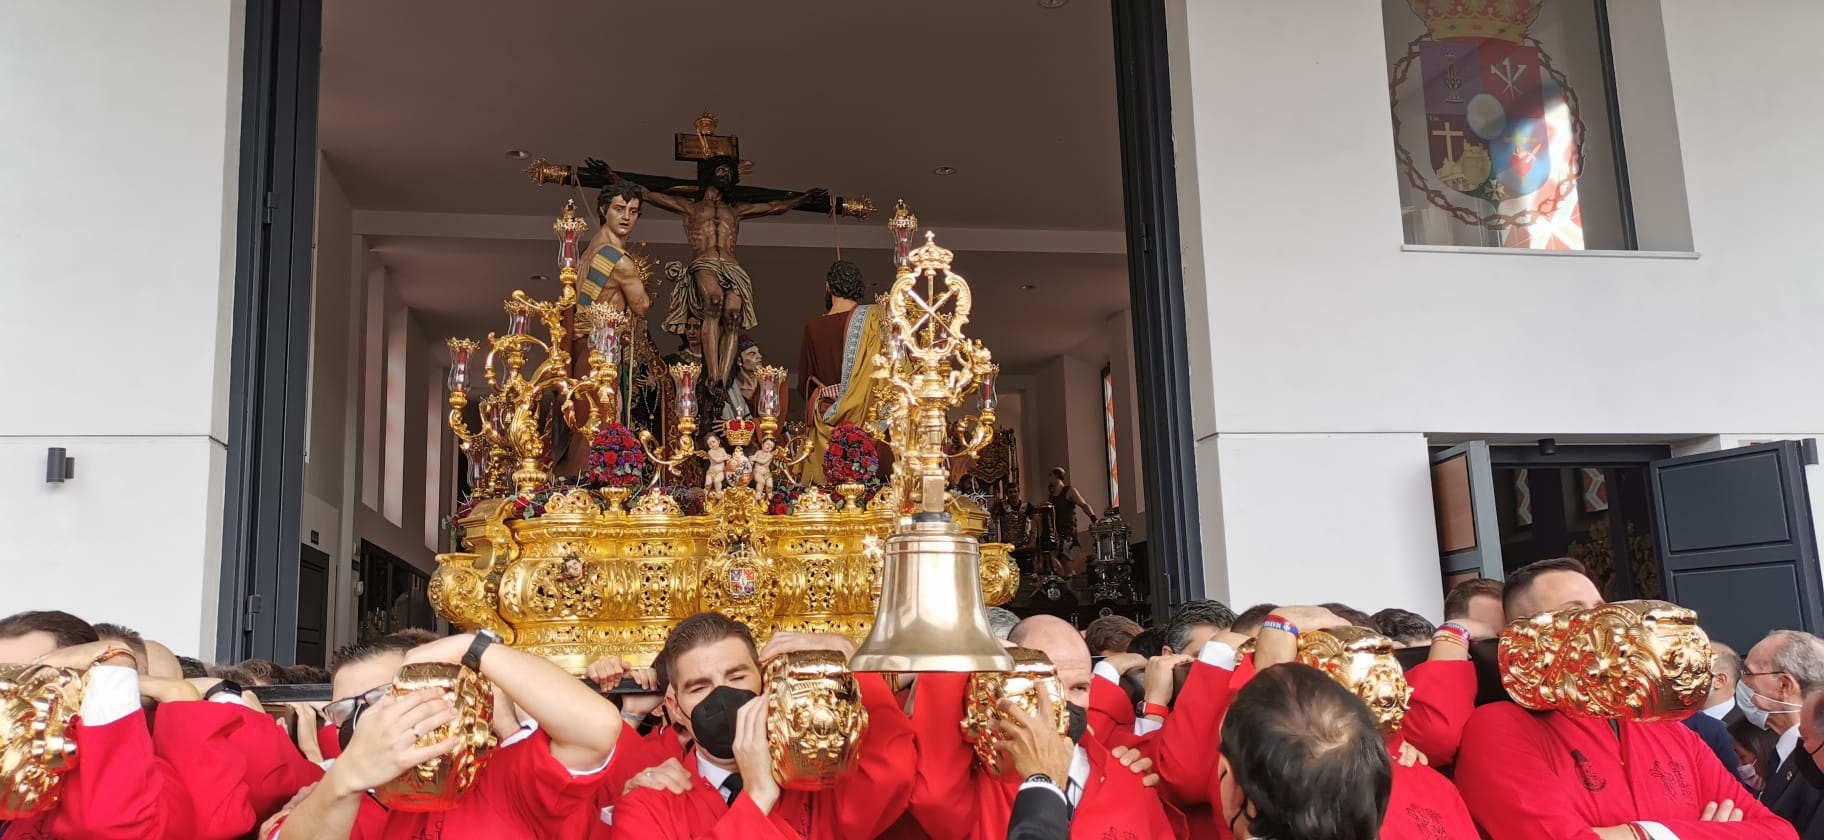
664, 257, 759, 333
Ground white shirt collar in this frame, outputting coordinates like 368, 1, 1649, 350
1776, 723, 1801, 765
697, 751, 736, 793
1067, 746, 1091, 806
1702, 699, 1734, 721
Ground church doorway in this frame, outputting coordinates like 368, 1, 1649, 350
219, 0, 1203, 659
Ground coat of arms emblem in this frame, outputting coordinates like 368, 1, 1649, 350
1390, 0, 1586, 248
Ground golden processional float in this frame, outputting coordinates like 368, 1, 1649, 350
427, 201, 1020, 673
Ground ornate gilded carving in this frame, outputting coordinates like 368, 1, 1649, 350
978, 542, 1020, 608
1296, 627, 1411, 732
765, 651, 868, 790
630, 489, 682, 517
1499, 600, 1709, 720
372, 663, 498, 812
961, 648, 1070, 779
0, 665, 83, 819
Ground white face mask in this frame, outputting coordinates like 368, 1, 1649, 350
1739, 763, 1762, 791
1736, 679, 1801, 729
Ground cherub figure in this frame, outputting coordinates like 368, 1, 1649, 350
750, 438, 778, 495
705, 433, 730, 492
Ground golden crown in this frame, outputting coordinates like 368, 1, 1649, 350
1406, 0, 1541, 44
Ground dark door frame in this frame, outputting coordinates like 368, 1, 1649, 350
225, 0, 1206, 642
1112, 0, 1204, 622
216, 0, 323, 663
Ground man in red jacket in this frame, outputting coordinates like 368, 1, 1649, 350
271, 630, 625, 839
0, 609, 258, 840
902, 615, 1182, 839
1253, 606, 1480, 840
1455, 557, 1798, 840
609, 614, 915, 839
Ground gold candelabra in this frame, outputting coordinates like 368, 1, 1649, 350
639, 361, 704, 478
871, 231, 1000, 515
850, 231, 1012, 673
445, 201, 623, 497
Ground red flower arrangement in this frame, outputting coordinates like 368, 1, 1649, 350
823, 421, 880, 485
587, 424, 647, 488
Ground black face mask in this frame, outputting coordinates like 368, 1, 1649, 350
690, 685, 757, 760
1797, 741, 1824, 790
1066, 703, 1088, 744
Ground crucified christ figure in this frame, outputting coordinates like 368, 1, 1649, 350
634, 155, 824, 388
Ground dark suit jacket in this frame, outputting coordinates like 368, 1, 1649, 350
1683, 711, 1745, 782
1007, 785, 1071, 840
1763, 743, 1824, 840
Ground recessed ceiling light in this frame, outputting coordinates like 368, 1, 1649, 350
933, 166, 958, 176
505, 149, 529, 159
1020, 283, 1037, 290
530, 274, 549, 281
1037, 0, 1068, 8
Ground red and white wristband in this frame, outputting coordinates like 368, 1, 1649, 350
1260, 614, 1300, 637
1433, 621, 1471, 647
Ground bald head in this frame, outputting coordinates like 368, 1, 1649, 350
1008, 615, 1092, 707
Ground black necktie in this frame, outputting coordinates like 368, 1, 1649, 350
723, 773, 744, 805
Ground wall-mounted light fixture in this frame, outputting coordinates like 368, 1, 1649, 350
46, 448, 75, 483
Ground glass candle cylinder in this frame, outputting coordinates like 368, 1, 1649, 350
508, 305, 529, 336
758, 376, 779, 417
979, 363, 999, 413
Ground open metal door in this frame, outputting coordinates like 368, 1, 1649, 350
1431, 441, 1504, 584
1650, 441, 1824, 651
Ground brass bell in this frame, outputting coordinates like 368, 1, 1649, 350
850, 514, 1015, 673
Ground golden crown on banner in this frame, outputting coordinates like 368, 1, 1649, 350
1405, 0, 1541, 43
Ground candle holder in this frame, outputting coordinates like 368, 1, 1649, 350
445, 203, 588, 497
639, 361, 705, 478
755, 364, 788, 441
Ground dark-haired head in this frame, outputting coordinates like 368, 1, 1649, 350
1443, 578, 1505, 624
1218, 663, 1392, 840
658, 612, 761, 745
1369, 608, 1436, 647
1085, 615, 1144, 658
327, 634, 419, 701
696, 156, 739, 191
1127, 627, 1167, 658
1502, 557, 1602, 620
0, 610, 100, 664
596, 176, 644, 223
826, 260, 866, 304
1319, 603, 1378, 631
1165, 599, 1236, 656
1231, 603, 1281, 638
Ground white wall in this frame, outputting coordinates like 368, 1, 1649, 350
1169, 0, 1824, 616
0, 2, 243, 656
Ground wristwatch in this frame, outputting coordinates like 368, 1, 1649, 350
204, 679, 245, 702
463, 628, 501, 672
1022, 773, 1057, 788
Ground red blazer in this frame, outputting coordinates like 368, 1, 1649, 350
1380, 736, 1479, 840
1455, 702, 1798, 840
903, 673, 1182, 840
162, 701, 324, 826
1085, 672, 1142, 751
8, 708, 209, 840
1400, 660, 1477, 767
611, 672, 915, 840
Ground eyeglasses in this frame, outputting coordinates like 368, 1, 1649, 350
322, 684, 389, 727
1743, 669, 1790, 681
